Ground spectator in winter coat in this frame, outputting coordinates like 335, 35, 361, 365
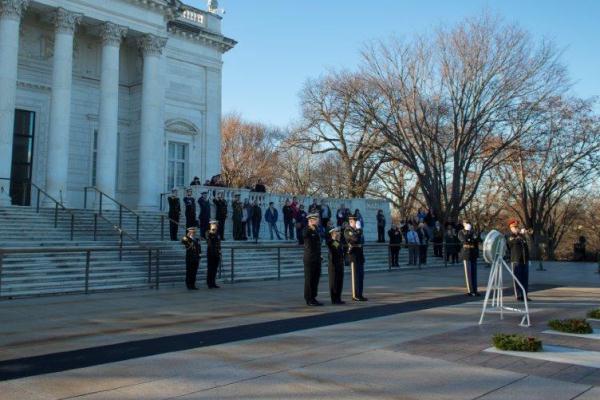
264, 202, 282, 240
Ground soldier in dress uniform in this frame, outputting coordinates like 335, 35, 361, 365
183, 189, 197, 229
507, 219, 531, 301
326, 227, 345, 304
167, 188, 181, 241
232, 194, 243, 240
213, 191, 228, 240
344, 215, 368, 301
303, 213, 323, 306
458, 220, 481, 296
388, 224, 402, 267
198, 191, 211, 238
181, 226, 201, 290
205, 219, 221, 289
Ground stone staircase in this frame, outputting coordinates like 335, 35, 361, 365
0, 206, 448, 298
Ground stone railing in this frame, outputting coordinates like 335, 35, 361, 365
163, 186, 391, 242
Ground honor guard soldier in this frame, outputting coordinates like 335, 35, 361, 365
183, 189, 197, 228
198, 192, 211, 239
167, 188, 181, 241
458, 220, 481, 296
507, 219, 531, 301
326, 227, 345, 304
205, 220, 221, 289
181, 226, 201, 290
303, 213, 323, 306
345, 215, 368, 301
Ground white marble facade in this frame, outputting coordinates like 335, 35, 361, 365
0, 0, 235, 210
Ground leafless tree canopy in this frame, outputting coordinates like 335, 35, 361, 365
357, 14, 569, 222
295, 71, 388, 197
221, 113, 283, 189
497, 96, 600, 259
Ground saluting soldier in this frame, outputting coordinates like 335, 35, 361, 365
232, 194, 243, 240
205, 220, 221, 289
183, 189, 197, 229
326, 227, 345, 304
181, 226, 201, 290
507, 219, 531, 301
198, 191, 211, 238
213, 191, 228, 240
167, 188, 181, 241
345, 215, 368, 301
458, 220, 481, 297
303, 213, 323, 306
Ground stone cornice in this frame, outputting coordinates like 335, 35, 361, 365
122, 0, 180, 21
100, 22, 128, 47
168, 21, 236, 53
53, 7, 82, 34
138, 33, 168, 57
0, 0, 29, 21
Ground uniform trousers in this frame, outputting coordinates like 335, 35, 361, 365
304, 260, 321, 302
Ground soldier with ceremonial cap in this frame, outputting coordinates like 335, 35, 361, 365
507, 218, 531, 301
326, 227, 345, 304
303, 212, 323, 306
181, 226, 201, 290
458, 219, 481, 296
198, 191, 211, 239
183, 188, 197, 229
167, 188, 181, 241
344, 214, 368, 301
205, 220, 221, 289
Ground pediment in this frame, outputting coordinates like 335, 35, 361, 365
165, 119, 200, 136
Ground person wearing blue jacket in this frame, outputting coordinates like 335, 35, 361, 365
265, 202, 282, 240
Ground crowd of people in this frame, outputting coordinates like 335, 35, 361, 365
172, 186, 532, 305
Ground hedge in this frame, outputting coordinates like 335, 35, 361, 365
492, 333, 543, 352
548, 319, 593, 334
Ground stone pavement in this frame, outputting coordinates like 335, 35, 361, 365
0, 261, 599, 399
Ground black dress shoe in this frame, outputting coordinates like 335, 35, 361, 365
313, 300, 324, 306
359, 296, 368, 301
306, 300, 318, 306
190, 286, 199, 290
474, 292, 482, 297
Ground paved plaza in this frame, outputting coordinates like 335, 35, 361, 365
1, 262, 600, 399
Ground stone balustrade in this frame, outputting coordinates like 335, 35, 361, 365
164, 186, 391, 242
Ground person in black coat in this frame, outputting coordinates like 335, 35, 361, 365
326, 227, 345, 304
251, 200, 262, 240
345, 215, 367, 301
507, 219, 531, 301
167, 188, 181, 241
283, 199, 295, 240
388, 224, 402, 267
458, 221, 482, 296
181, 226, 201, 290
432, 221, 444, 257
376, 210, 386, 243
198, 191, 211, 238
205, 220, 221, 289
183, 189, 197, 228
303, 213, 323, 306
416, 223, 430, 265
213, 191, 228, 240
296, 205, 307, 245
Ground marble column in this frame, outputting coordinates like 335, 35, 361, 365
45, 7, 81, 205
0, 0, 29, 206
137, 34, 167, 211
96, 22, 126, 202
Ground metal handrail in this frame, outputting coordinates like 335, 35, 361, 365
84, 186, 141, 240
0, 178, 76, 240
0, 245, 160, 297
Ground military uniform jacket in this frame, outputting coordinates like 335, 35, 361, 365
458, 230, 480, 261
326, 238, 345, 268
303, 226, 322, 263
213, 198, 228, 219
181, 236, 201, 260
206, 231, 221, 261
183, 196, 196, 218
198, 198, 211, 220
168, 196, 181, 219
507, 233, 529, 264
344, 227, 365, 263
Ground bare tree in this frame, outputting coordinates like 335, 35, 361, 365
271, 134, 321, 196
358, 14, 568, 223
498, 96, 600, 260
221, 113, 283, 189
369, 161, 421, 220
296, 71, 388, 197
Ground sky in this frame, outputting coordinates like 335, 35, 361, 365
187, 0, 600, 127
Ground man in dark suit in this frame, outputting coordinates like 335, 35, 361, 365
213, 191, 228, 240
507, 219, 531, 301
303, 213, 323, 306
167, 188, 181, 241
388, 224, 402, 267
198, 191, 211, 238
